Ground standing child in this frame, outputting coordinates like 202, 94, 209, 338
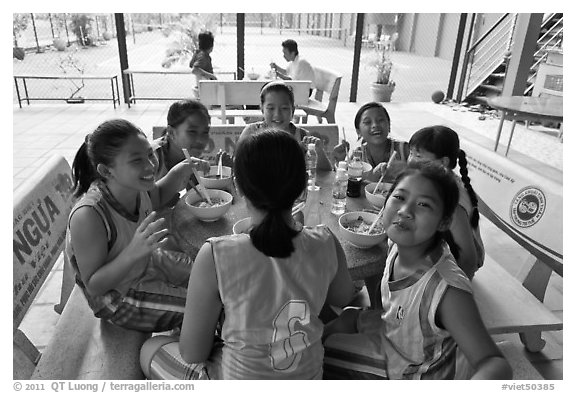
66, 119, 203, 332
333, 102, 408, 181
322, 162, 512, 380
239, 80, 333, 171
189, 30, 217, 97
140, 129, 355, 379
408, 125, 484, 279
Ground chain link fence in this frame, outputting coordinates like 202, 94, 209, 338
13, 13, 457, 105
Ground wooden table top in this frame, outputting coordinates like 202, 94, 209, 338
488, 96, 563, 121
165, 170, 387, 281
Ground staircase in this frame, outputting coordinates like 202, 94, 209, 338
461, 13, 563, 105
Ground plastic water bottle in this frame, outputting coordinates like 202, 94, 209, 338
331, 165, 348, 215
346, 149, 364, 198
306, 143, 319, 191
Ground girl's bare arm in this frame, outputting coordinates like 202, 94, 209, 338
179, 242, 223, 363
438, 287, 512, 379
70, 209, 167, 296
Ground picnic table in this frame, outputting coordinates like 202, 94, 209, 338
163, 169, 387, 305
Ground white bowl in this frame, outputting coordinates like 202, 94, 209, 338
364, 182, 392, 209
184, 189, 233, 222
199, 166, 233, 190
338, 211, 386, 249
233, 217, 253, 234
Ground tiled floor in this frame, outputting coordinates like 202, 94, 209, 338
14, 101, 563, 379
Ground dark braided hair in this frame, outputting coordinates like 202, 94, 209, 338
409, 125, 480, 229
233, 129, 307, 258
457, 149, 480, 228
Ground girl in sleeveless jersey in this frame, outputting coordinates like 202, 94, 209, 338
140, 129, 355, 379
65, 119, 202, 332
322, 162, 512, 380
239, 80, 333, 171
333, 102, 409, 181
408, 125, 484, 279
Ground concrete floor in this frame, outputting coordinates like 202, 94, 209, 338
13, 100, 563, 379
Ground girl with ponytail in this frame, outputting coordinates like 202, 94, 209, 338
67, 118, 202, 333
407, 125, 484, 279
140, 129, 354, 380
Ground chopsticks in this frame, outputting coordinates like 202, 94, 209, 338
217, 149, 223, 179
182, 148, 213, 205
342, 127, 350, 165
375, 151, 398, 195
291, 201, 305, 216
368, 204, 386, 235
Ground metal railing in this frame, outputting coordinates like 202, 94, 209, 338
524, 13, 563, 95
460, 13, 516, 100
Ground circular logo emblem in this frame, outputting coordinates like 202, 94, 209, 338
510, 187, 546, 228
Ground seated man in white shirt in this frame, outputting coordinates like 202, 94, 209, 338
270, 39, 315, 97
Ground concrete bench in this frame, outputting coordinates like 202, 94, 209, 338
463, 140, 563, 353
198, 79, 311, 124
12, 155, 147, 380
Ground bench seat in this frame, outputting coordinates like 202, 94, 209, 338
473, 256, 562, 337
32, 286, 149, 380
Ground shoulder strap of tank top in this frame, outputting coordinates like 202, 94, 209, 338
71, 196, 117, 252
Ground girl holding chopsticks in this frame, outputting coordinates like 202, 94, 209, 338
322, 162, 512, 380
66, 119, 201, 333
152, 100, 213, 207
333, 102, 409, 182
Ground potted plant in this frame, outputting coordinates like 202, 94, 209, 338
365, 44, 395, 102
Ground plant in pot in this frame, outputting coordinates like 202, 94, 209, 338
365, 44, 395, 102
13, 13, 29, 60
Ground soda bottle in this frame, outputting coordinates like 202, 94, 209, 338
306, 143, 319, 191
331, 165, 348, 215
346, 149, 363, 198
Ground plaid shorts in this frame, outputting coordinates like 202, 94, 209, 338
92, 249, 192, 332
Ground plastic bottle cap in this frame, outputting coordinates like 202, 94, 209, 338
308, 143, 315, 150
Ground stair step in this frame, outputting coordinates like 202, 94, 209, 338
480, 84, 503, 93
